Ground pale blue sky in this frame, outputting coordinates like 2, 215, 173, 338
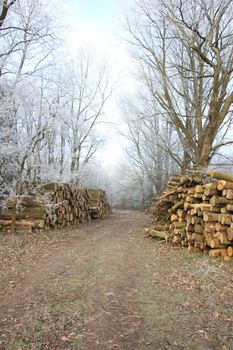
57, 0, 136, 167
57, 0, 134, 81
59, 0, 129, 30
66, 0, 119, 18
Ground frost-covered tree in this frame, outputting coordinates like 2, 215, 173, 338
0, 0, 58, 209
0, 1, 112, 211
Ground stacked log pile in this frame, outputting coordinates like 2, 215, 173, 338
88, 189, 110, 219
147, 169, 233, 261
0, 184, 110, 234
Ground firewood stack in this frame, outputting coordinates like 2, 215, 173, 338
88, 189, 110, 219
0, 184, 110, 234
147, 168, 233, 261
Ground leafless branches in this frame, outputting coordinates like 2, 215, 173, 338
126, 0, 233, 167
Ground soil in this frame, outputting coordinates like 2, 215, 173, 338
0, 210, 232, 350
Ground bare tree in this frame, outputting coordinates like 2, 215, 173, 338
121, 91, 180, 201
0, 0, 17, 27
126, 0, 233, 168
56, 53, 112, 183
0, 0, 58, 209
20, 51, 113, 185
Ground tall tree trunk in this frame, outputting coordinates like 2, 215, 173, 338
60, 133, 65, 176
197, 125, 216, 166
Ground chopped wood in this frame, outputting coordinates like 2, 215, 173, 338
0, 184, 110, 234
207, 169, 233, 182
209, 248, 227, 257
147, 168, 233, 260
217, 180, 233, 191
227, 246, 233, 257
144, 228, 170, 241
227, 228, 233, 241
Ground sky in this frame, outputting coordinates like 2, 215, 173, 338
56, 0, 136, 168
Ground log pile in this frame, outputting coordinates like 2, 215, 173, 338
88, 189, 110, 219
0, 184, 110, 234
147, 168, 233, 261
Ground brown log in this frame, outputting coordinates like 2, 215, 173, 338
207, 169, 233, 183
192, 233, 204, 242
227, 246, 233, 257
217, 180, 233, 191
173, 228, 185, 236
215, 223, 228, 232
185, 203, 211, 211
0, 220, 35, 227
204, 183, 219, 196
180, 175, 189, 184
204, 232, 212, 243
171, 200, 184, 211
220, 207, 231, 214
194, 193, 204, 199
41, 183, 59, 191
209, 239, 227, 249
187, 188, 195, 195
194, 185, 204, 193
144, 229, 170, 240
205, 223, 216, 232
227, 228, 233, 241
210, 205, 221, 213
210, 196, 233, 206
226, 204, 233, 212
187, 244, 202, 252
34, 220, 45, 229
187, 232, 193, 241
225, 189, 233, 200
191, 208, 198, 215
222, 189, 227, 196
173, 222, 186, 229
171, 214, 178, 222
203, 213, 219, 222
209, 248, 227, 257
218, 214, 232, 225
215, 232, 232, 245
194, 224, 203, 234
221, 249, 228, 257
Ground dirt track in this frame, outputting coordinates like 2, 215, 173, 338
0, 210, 233, 350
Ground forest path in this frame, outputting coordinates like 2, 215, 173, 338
0, 210, 232, 350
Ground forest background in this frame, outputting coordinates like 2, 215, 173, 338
0, 0, 233, 210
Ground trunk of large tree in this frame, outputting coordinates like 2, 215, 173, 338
196, 127, 216, 166
198, 143, 213, 166
181, 150, 191, 172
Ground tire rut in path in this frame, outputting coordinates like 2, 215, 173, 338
81, 212, 146, 349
